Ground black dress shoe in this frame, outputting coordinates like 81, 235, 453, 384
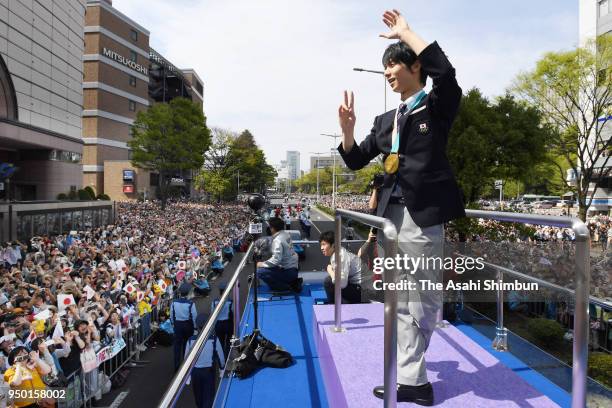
373, 382, 434, 406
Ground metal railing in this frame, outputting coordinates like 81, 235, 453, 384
158, 244, 254, 408
51, 296, 171, 408
332, 208, 590, 408
463, 210, 590, 408
333, 208, 398, 408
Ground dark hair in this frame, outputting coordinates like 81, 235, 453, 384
75, 319, 88, 329
30, 337, 43, 352
8, 346, 28, 366
319, 231, 335, 246
382, 41, 427, 86
267, 217, 284, 233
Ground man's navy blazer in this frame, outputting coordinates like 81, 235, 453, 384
338, 41, 465, 228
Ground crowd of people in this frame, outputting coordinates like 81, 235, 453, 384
0, 190, 609, 405
0, 200, 251, 407
315, 195, 370, 212
311, 194, 611, 300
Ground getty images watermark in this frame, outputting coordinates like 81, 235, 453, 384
371, 254, 539, 292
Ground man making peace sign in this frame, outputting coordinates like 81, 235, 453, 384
337, 9, 465, 406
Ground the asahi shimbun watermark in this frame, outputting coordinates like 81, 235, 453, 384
371, 254, 539, 292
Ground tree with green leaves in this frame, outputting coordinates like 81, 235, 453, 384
195, 127, 239, 201
195, 128, 277, 200
512, 35, 612, 220
226, 130, 277, 193
349, 162, 383, 194
448, 88, 554, 204
128, 97, 211, 209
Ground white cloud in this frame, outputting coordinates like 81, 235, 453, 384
112, 0, 577, 172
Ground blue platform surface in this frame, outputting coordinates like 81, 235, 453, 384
222, 283, 329, 408
453, 322, 571, 407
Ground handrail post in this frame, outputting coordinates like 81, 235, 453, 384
571, 221, 590, 408
332, 214, 345, 333
492, 269, 508, 351
436, 290, 448, 328
233, 279, 240, 338
382, 220, 398, 408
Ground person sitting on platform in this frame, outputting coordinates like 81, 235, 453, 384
319, 231, 362, 304
256, 217, 302, 293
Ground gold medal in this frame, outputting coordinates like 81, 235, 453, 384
384, 153, 399, 174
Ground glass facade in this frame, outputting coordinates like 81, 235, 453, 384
14, 205, 114, 241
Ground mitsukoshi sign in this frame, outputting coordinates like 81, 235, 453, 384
102, 47, 148, 75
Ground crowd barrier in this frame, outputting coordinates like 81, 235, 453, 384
49, 296, 172, 408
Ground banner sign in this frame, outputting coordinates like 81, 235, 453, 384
102, 47, 148, 75
96, 337, 127, 364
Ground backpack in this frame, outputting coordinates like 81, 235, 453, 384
228, 331, 293, 378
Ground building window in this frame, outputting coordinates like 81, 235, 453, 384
129, 75, 136, 87
601, 0, 609, 17
130, 29, 138, 42
195, 80, 203, 95
49, 150, 82, 163
150, 173, 159, 186
130, 50, 137, 62
129, 100, 136, 112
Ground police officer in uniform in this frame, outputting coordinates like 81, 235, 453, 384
212, 283, 233, 357
337, 9, 465, 406
170, 282, 198, 371
185, 313, 224, 408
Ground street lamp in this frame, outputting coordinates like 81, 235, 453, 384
321, 133, 340, 209
353, 67, 386, 112
309, 151, 325, 201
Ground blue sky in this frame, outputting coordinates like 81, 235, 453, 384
113, 0, 578, 172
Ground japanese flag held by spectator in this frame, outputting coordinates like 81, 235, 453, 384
25, 329, 37, 345
84, 285, 96, 300
157, 279, 167, 292
58, 294, 76, 311
52, 320, 64, 340
117, 259, 128, 272
34, 309, 51, 321
136, 291, 144, 302
178, 260, 186, 270
124, 282, 136, 295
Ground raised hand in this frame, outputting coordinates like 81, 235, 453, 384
379, 9, 410, 40
338, 90, 356, 136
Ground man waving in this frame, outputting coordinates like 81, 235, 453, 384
337, 9, 465, 406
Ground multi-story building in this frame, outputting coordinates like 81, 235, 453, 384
286, 150, 300, 181
82, 0, 204, 200
82, 0, 150, 199
579, 0, 612, 214
0, 0, 86, 200
309, 155, 348, 171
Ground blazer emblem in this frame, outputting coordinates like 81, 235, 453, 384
418, 122, 429, 134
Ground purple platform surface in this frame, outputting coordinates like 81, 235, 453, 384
313, 303, 560, 408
